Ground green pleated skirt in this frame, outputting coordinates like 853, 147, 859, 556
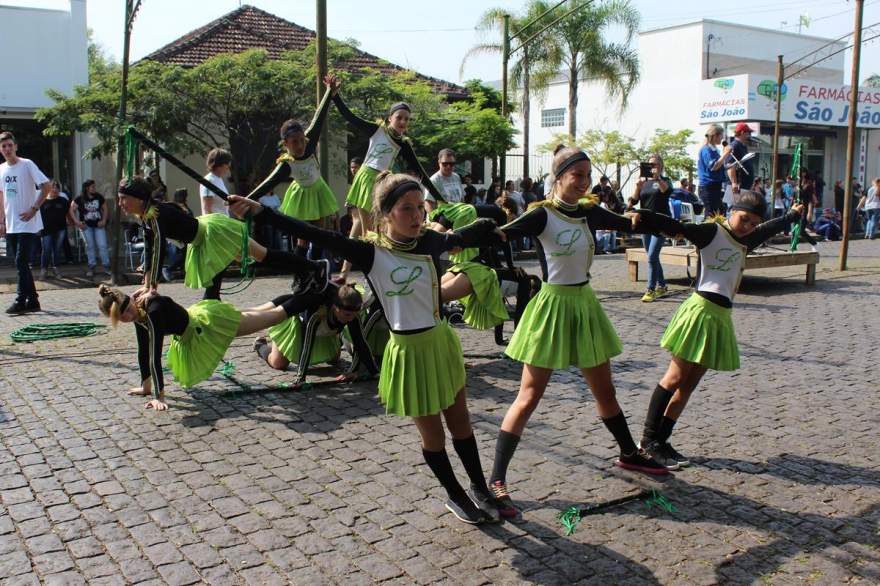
448, 261, 507, 330
280, 178, 339, 221
506, 282, 622, 370
346, 165, 380, 212
183, 214, 245, 289
429, 202, 479, 263
268, 316, 342, 366
660, 293, 739, 371
167, 300, 241, 388
379, 321, 465, 417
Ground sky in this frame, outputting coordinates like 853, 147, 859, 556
8, 0, 880, 84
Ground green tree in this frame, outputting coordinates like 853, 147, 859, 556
643, 128, 695, 180
461, 4, 555, 179
865, 74, 880, 88
534, 0, 640, 138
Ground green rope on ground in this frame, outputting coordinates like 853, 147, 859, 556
10, 323, 106, 343
216, 360, 235, 377
646, 489, 676, 513
557, 506, 582, 536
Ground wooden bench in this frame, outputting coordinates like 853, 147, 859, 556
625, 246, 819, 285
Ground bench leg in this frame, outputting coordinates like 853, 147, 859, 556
806, 263, 816, 285
628, 260, 639, 282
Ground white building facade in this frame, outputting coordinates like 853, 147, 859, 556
0, 0, 90, 194
509, 19, 873, 208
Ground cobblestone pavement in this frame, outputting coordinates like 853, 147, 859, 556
0, 240, 878, 585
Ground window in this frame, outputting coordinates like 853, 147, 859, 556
541, 108, 565, 128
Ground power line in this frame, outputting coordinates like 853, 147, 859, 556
786, 30, 880, 80
785, 20, 880, 68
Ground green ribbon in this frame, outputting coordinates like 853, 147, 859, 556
557, 506, 582, 536
789, 143, 803, 252
9, 323, 106, 343
124, 126, 138, 181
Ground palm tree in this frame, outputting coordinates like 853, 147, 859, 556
461, 5, 555, 180
535, 0, 641, 139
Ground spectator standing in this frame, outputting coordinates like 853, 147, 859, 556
629, 153, 673, 302
697, 124, 730, 215
424, 148, 465, 215
0, 131, 51, 313
519, 177, 538, 207
859, 178, 880, 239
724, 123, 755, 203
39, 180, 70, 279
257, 190, 283, 251
71, 179, 111, 278
200, 148, 231, 216
834, 179, 845, 213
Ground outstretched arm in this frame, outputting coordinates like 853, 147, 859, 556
332, 93, 380, 135
228, 196, 374, 270
442, 217, 505, 251
742, 207, 803, 250
302, 86, 335, 158
247, 161, 291, 201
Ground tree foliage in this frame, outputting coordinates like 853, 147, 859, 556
37, 41, 513, 191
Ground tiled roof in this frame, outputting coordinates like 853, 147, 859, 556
142, 5, 468, 100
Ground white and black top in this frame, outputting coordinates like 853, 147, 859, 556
426, 171, 465, 204
643, 210, 800, 307
142, 202, 200, 288
501, 200, 661, 285
249, 89, 334, 198
255, 207, 497, 334
330, 93, 446, 203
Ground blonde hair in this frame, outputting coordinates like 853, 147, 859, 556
97, 285, 127, 327
370, 171, 423, 232
548, 146, 590, 198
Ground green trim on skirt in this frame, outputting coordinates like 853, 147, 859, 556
661, 293, 739, 371
448, 261, 507, 330
429, 202, 479, 263
183, 214, 245, 289
379, 321, 465, 417
505, 282, 622, 370
167, 300, 241, 388
346, 165, 380, 212
280, 178, 339, 221
268, 315, 341, 365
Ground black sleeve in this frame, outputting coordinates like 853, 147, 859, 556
256, 207, 374, 270
345, 317, 379, 375
632, 209, 717, 248
136, 313, 164, 400
398, 141, 445, 203
275, 291, 327, 318
143, 216, 164, 288
332, 93, 380, 135
302, 88, 334, 158
585, 205, 638, 233
247, 161, 291, 200
433, 213, 454, 230
742, 210, 800, 250
295, 311, 321, 383
442, 218, 498, 250
501, 206, 547, 238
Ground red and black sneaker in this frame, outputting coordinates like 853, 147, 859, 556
615, 449, 670, 475
490, 480, 519, 518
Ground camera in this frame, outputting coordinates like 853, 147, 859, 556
639, 162, 654, 178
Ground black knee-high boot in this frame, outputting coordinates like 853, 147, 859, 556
641, 384, 674, 445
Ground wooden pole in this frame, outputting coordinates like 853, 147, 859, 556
770, 55, 783, 212
110, 1, 136, 285
500, 14, 510, 189
316, 0, 328, 182
840, 0, 864, 271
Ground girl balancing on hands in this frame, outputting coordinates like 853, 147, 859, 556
97, 284, 321, 411
226, 175, 504, 525
635, 192, 803, 469
330, 82, 448, 276
490, 147, 674, 518
118, 177, 328, 299
248, 75, 341, 260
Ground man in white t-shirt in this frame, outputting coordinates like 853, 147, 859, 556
200, 148, 231, 216
0, 132, 50, 313
424, 148, 465, 214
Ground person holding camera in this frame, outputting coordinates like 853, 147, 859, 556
629, 153, 673, 302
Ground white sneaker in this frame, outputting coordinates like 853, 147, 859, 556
52, 267, 63, 278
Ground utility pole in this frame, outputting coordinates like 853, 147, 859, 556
110, 1, 141, 285
500, 13, 510, 188
840, 0, 864, 270
770, 55, 783, 212
316, 0, 328, 183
